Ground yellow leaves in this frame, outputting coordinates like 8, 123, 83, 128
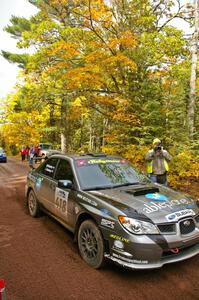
112, 107, 139, 125
1, 107, 48, 147
124, 145, 148, 170
108, 31, 137, 50
62, 65, 103, 89
101, 144, 148, 171
169, 150, 199, 188
74, 0, 112, 25
47, 62, 70, 75
108, 97, 140, 125
119, 31, 137, 48
68, 97, 89, 121
84, 32, 137, 74
50, 0, 70, 5
49, 41, 80, 58
149, 69, 167, 79
85, 50, 136, 75
101, 144, 120, 155
85, 50, 107, 64
114, 53, 137, 71
72, 97, 84, 107
92, 95, 117, 107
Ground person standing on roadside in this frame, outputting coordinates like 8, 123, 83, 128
20, 146, 26, 162
145, 138, 172, 186
25, 145, 30, 161
33, 144, 41, 163
29, 145, 35, 167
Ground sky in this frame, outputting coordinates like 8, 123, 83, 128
0, 0, 37, 99
0, 0, 194, 100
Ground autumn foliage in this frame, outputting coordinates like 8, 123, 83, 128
0, 0, 198, 192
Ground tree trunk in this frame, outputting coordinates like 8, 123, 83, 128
61, 132, 67, 153
60, 98, 67, 153
188, 0, 198, 139
102, 118, 108, 147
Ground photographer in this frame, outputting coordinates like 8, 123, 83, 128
145, 138, 172, 186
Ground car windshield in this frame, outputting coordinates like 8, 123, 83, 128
75, 158, 150, 190
40, 144, 52, 150
0, 149, 5, 154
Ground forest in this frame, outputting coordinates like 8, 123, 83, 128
0, 0, 198, 194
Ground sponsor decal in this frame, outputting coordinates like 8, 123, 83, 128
112, 253, 148, 264
76, 159, 127, 167
35, 177, 43, 190
110, 234, 130, 243
143, 198, 195, 214
77, 193, 97, 207
29, 174, 36, 182
186, 204, 197, 209
76, 160, 87, 167
183, 220, 191, 227
113, 240, 124, 250
56, 188, 68, 199
44, 164, 55, 174
88, 159, 121, 164
166, 209, 195, 221
55, 188, 69, 214
76, 159, 124, 166
101, 218, 115, 229
145, 193, 168, 202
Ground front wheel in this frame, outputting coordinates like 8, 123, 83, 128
27, 190, 41, 217
78, 220, 105, 269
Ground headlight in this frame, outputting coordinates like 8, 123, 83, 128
119, 216, 159, 235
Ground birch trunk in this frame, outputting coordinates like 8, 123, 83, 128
188, 0, 199, 139
60, 98, 67, 153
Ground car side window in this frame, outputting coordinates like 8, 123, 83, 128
39, 157, 58, 178
54, 159, 74, 182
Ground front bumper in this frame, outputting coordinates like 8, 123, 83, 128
105, 242, 199, 269
101, 221, 199, 270
0, 156, 7, 162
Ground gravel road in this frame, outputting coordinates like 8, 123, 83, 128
0, 157, 199, 300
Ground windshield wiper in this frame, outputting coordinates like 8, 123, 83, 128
114, 182, 140, 188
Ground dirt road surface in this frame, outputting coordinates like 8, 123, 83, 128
0, 158, 199, 300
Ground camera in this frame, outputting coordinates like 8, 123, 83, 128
154, 145, 162, 152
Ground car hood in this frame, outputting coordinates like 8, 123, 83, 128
88, 184, 199, 223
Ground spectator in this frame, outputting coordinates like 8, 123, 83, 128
29, 145, 35, 167
20, 146, 26, 162
25, 145, 30, 161
145, 138, 172, 186
34, 144, 41, 163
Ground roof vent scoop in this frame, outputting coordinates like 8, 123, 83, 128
125, 187, 159, 196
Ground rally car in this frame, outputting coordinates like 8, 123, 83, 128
25, 153, 199, 269
38, 143, 61, 159
0, 148, 7, 163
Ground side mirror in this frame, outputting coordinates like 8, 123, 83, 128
58, 180, 73, 189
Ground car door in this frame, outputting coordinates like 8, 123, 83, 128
35, 157, 59, 213
53, 158, 77, 228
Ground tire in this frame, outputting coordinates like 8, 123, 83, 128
27, 190, 41, 217
78, 220, 105, 269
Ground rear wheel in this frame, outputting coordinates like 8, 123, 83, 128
27, 190, 40, 217
78, 220, 105, 269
